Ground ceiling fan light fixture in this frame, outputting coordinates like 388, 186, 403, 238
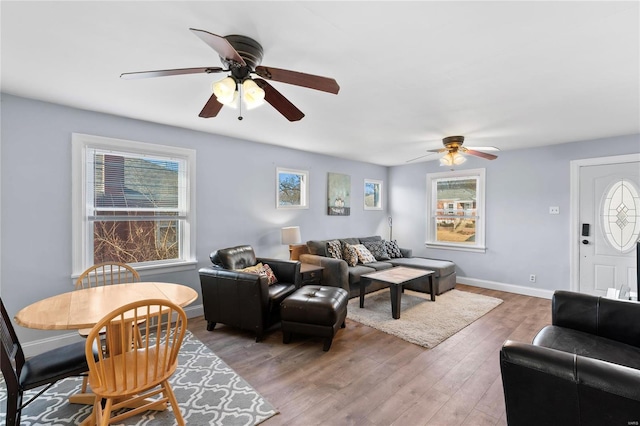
212, 76, 237, 105
440, 151, 467, 166
242, 79, 265, 110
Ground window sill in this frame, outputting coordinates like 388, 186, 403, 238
135, 260, 198, 276
425, 243, 486, 253
71, 260, 198, 281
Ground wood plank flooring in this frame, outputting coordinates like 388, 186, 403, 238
188, 285, 551, 425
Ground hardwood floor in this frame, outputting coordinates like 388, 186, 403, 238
188, 285, 552, 425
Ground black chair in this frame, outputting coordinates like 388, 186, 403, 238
0, 297, 89, 425
198, 245, 301, 341
500, 291, 640, 425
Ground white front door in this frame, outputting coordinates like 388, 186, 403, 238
579, 161, 640, 296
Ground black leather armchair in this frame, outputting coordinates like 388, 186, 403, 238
198, 245, 300, 341
500, 291, 640, 425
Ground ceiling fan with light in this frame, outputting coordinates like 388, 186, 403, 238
120, 28, 340, 121
407, 136, 499, 165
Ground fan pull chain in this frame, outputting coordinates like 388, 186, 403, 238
237, 80, 244, 121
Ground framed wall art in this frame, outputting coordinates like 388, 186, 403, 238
364, 179, 383, 210
327, 172, 350, 216
277, 167, 309, 209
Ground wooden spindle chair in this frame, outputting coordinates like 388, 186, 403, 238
84, 298, 187, 426
75, 262, 141, 393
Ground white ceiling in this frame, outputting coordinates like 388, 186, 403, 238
2, 1, 638, 166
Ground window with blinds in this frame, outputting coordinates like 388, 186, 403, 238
72, 134, 196, 274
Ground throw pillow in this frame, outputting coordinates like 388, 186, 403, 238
262, 264, 278, 285
363, 240, 391, 261
385, 240, 404, 258
236, 262, 278, 285
353, 244, 376, 264
237, 262, 265, 274
341, 242, 359, 266
326, 239, 343, 259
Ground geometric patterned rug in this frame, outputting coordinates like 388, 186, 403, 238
0, 331, 278, 425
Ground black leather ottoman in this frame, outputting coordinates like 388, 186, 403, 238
280, 285, 348, 351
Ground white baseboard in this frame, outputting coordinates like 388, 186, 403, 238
458, 277, 555, 300
21, 304, 205, 358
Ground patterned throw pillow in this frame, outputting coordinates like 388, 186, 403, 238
236, 262, 278, 285
326, 239, 343, 259
262, 264, 278, 285
353, 244, 376, 264
237, 263, 264, 274
385, 240, 404, 258
341, 242, 359, 266
363, 240, 390, 261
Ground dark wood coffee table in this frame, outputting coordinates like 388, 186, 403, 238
359, 267, 435, 319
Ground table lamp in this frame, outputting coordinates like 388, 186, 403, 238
281, 226, 302, 259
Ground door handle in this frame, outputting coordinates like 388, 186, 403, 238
582, 240, 589, 245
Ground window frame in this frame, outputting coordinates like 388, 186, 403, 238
426, 168, 486, 253
71, 133, 197, 278
276, 167, 309, 209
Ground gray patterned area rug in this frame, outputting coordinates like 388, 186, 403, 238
0, 331, 278, 425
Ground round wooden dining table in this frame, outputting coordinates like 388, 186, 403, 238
14, 282, 198, 330
13, 282, 198, 423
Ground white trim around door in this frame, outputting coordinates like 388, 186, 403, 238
569, 153, 640, 294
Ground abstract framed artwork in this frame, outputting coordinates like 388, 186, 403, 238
364, 179, 383, 210
327, 172, 351, 215
277, 167, 309, 209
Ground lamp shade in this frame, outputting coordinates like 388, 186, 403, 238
281, 226, 302, 245
440, 151, 467, 166
212, 77, 237, 105
242, 79, 266, 109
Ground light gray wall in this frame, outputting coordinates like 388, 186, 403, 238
0, 94, 388, 345
389, 134, 640, 293
3, 92, 638, 349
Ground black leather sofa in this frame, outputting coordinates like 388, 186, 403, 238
198, 245, 301, 341
500, 290, 640, 425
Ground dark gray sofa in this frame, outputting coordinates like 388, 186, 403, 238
500, 290, 640, 425
298, 235, 456, 298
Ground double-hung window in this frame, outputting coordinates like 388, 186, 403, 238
72, 134, 196, 276
426, 168, 486, 252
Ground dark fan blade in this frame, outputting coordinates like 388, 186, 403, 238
464, 149, 498, 160
190, 28, 246, 65
427, 148, 447, 153
254, 66, 339, 94
254, 79, 305, 121
199, 93, 224, 118
120, 67, 224, 79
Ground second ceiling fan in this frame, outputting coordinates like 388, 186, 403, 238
120, 28, 340, 121
408, 136, 499, 165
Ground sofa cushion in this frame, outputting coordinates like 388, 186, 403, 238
327, 240, 343, 259
347, 265, 377, 286
358, 235, 383, 243
385, 240, 404, 258
363, 240, 390, 260
365, 261, 394, 272
307, 240, 328, 256
342, 242, 359, 266
339, 237, 360, 246
353, 244, 376, 264
533, 325, 640, 371
388, 257, 455, 278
